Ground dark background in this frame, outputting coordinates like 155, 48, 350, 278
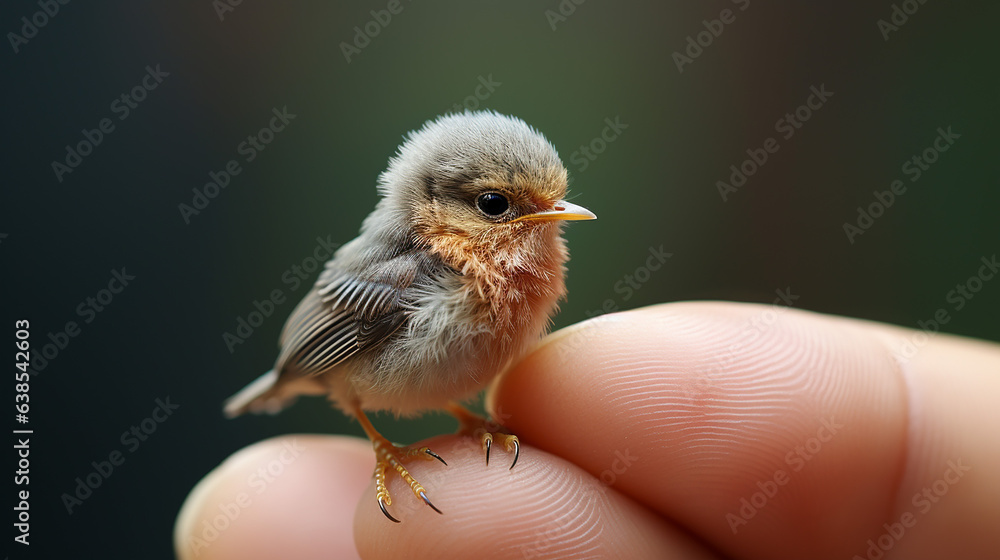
4, 1, 998, 558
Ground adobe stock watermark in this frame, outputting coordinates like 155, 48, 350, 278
877, 0, 931, 41
584, 245, 672, 317
596, 449, 639, 492
852, 458, 971, 560
570, 116, 628, 172
717, 83, 834, 201
187, 438, 305, 557
672, 0, 750, 73
520, 493, 602, 559
842, 126, 959, 244
727, 416, 843, 534
521, 514, 576, 559
552, 313, 618, 366
447, 74, 501, 113
689, 287, 800, 400
7, 0, 70, 54
716, 288, 800, 367
27, 267, 137, 377
552, 246, 672, 363
892, 254, 997, 362
178, 106, 296, 224
60, 396, 180, 514
544, 0, 587, 31
339, 0, 413, 63
223, 235, 340, 353
50, 64, 170, 183
212, 0, 244, 21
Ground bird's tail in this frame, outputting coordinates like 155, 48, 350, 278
223, 370, 285, 418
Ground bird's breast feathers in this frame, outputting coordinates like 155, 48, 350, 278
340, 233, 567, 413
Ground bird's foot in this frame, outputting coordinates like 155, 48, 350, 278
371, 437, 446, 523
352, 406, 446, 523
447, 402, 520, 470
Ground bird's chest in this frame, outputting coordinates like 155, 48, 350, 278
412, 271, 530, 351
348, 249, 564, 414
397, 266, 558, 373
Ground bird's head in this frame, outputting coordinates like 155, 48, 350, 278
376, 111, 595, 274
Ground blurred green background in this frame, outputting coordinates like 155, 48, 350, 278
4, 0, 998, 557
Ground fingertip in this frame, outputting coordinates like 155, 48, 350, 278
353, 435, 713, 560
490, 302, 912, 558
175, 435, 372, 560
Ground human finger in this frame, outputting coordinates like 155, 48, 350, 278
353, 434, 719, 560
174, 435, 373, 560
488, 302, 1000, 559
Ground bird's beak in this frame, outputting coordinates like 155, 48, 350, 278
513, 200, 597, 223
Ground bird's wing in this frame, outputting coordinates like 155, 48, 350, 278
273, 250, 432, 377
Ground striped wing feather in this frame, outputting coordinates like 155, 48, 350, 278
273, 251, 430, 377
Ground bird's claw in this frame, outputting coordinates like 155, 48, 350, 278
424, 448, 447, 466
482, 432, 519, 469
419, 490, 443, 515
378, 495, 400, 523
447, 402, 522, 470
372, 442, 446, 522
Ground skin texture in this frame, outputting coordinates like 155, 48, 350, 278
177, 302, 1000, 559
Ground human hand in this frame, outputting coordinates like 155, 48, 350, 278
175, 302, 1000, 559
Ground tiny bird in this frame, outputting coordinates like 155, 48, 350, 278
224, 110, 595, 522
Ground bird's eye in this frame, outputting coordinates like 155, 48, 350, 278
476, 192, 509, 217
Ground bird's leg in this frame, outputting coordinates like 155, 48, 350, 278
446, 402, 520, 470
351, 405, 445, 523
